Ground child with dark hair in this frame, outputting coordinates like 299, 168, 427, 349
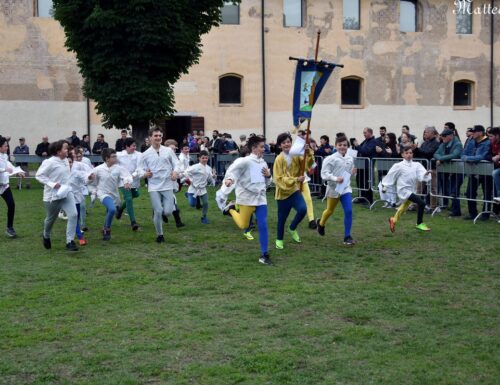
0, 136, 25, 238
317, 136, 356, 245
273, 132, 314, 249
383, 146, 432, 232
90, 148, 133, 240
116, 138, 142, 231
36, 140, 79, 251
222, 135, 273, 265
185, 150, 215, 224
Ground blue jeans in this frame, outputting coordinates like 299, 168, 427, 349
493, 168, 500, 197
276, 191, 307, 241
187, 192, 209, 218
102, 196, 116, 229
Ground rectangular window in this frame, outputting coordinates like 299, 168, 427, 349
341, 78, 362, 106
400, 0, 417, 32
221, 1, 240, 25
36, 0, 54, 18
454, 81, 472, 106
284, 0, 304, 28
343, 0, 360, 30
455, 0, 472, 34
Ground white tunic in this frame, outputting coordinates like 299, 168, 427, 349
0, 153, 15, 189
35, 156, 72, 202
91, 163, 133, 205
382, 159, 431, 200
186, 163, 215, 197
177, 152, 190, 178
69, 162, 92, 204
139, 145, 179, 192
223, 154, 272, 206
117, 150, 142, 188
321, 152, 354, 198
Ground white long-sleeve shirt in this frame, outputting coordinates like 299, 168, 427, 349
321, 152, 354, 198
177, 152, 190, 178
91, 163, 133, 205
117, 150, 142, 188
35, 156, 72, 202
69, 161, 93, 204
223, 154, 272, 206
382, 159, 431, 200
139, 145, 179, 192
186, 163, 215, 197
0, 153, 15, 187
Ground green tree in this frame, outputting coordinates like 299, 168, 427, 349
53, 0, 239, 143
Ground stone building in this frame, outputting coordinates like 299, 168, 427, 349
0, 0, 498, 147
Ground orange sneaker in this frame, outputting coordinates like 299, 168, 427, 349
79, 238, 87, 246
389, 217, 395, 233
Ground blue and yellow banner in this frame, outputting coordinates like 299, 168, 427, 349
292, 60, 336, 127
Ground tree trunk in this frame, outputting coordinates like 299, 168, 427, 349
131, 121, 149, 149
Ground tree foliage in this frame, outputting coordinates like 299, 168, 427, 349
53, 0, 239, 132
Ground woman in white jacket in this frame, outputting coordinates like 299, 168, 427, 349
185, 150, 215, 224
382, 146, 432, 232
0, 136, 24, 238
35, 140, 79, 251
222, 136, 273, 265
317, 135, 356, 245
90, 148, 132, 241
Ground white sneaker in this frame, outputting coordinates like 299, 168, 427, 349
58, 210, 68, 220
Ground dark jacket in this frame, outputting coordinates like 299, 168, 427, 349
92, 140, 109, 155
461, 136, 491, 162
13, 144, 29, 155
434, 137, 463, 162
35, 142, 50, 157
315, 144, 334, 157
356, 136, 377, 158
414, 138, 440, 161
115, 138, 126, 152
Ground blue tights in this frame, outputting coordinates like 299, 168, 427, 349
102, 196, 116, 229
276, 191, 307, 241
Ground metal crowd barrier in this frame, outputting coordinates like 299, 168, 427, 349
351, 156, 373, 204
369, 157, 430, 210
431, 160, 497, 224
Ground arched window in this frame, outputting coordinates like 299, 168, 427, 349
400, 0, 421, 32
219, 74, 242, 105
35, 0, 54, 17
453, 80, 474, 108
341, 77, 363, 107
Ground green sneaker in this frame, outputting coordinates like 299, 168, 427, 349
275, 239, 284, 249
416, 223, 431, 231
243, 231, 254, 240
287, 227, 302, 243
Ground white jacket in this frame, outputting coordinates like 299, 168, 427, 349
69, 161, 93, 204
35, 156, 72, 202
139, 145, 179, 192
177, 152, 190, 178
117, 150, 142, 188
321, 152, 354, 198
224, 154, 272, 206
186, 163, 215, 197
91, 163, 133, 205
382, 159, 431, 200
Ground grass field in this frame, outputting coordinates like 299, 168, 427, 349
1, 183, 499, 385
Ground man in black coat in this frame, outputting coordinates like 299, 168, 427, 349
355, 127, 378, 204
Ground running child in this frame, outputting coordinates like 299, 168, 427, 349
90, 148, 133, 241
222, 135, 273, 265
273, 132, 314, 250
382, 145, 432, 232
316, 135, 356, 245
185, 150, 215, 224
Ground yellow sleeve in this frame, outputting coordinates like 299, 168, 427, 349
273, 156, 298, 192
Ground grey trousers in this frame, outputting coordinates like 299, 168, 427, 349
43, 192, 78, 243
149, 190, 175, 235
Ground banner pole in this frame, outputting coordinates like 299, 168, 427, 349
299, 30, 321, 192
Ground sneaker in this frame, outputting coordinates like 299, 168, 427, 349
275, 239, 284, 249
79, 238, 87, 246
115, 206, 124, 220
389, 217, 395, 233
222, 201, 236, 216
5, 227, 17, 238
416, 223, 431, 231
43, 236, 51, 249
343, 236, 356, 245
131, 222, 140, 231
102, 228, 111, 241
162, 214, 169, 223
308, 219, 317, 229
156, 235, 165, 243
381, 202, 389, 208
316, 219, 325, 236
259, 253, 273, 265
201, 217, 210, 224
58, 211, 68, 220
81, 227, 89, 232
66, 240, 79, 251
287, 227, 301, 243
243, 230, 254, 240
176, 221, 186, 228
494, 197, 500, 204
